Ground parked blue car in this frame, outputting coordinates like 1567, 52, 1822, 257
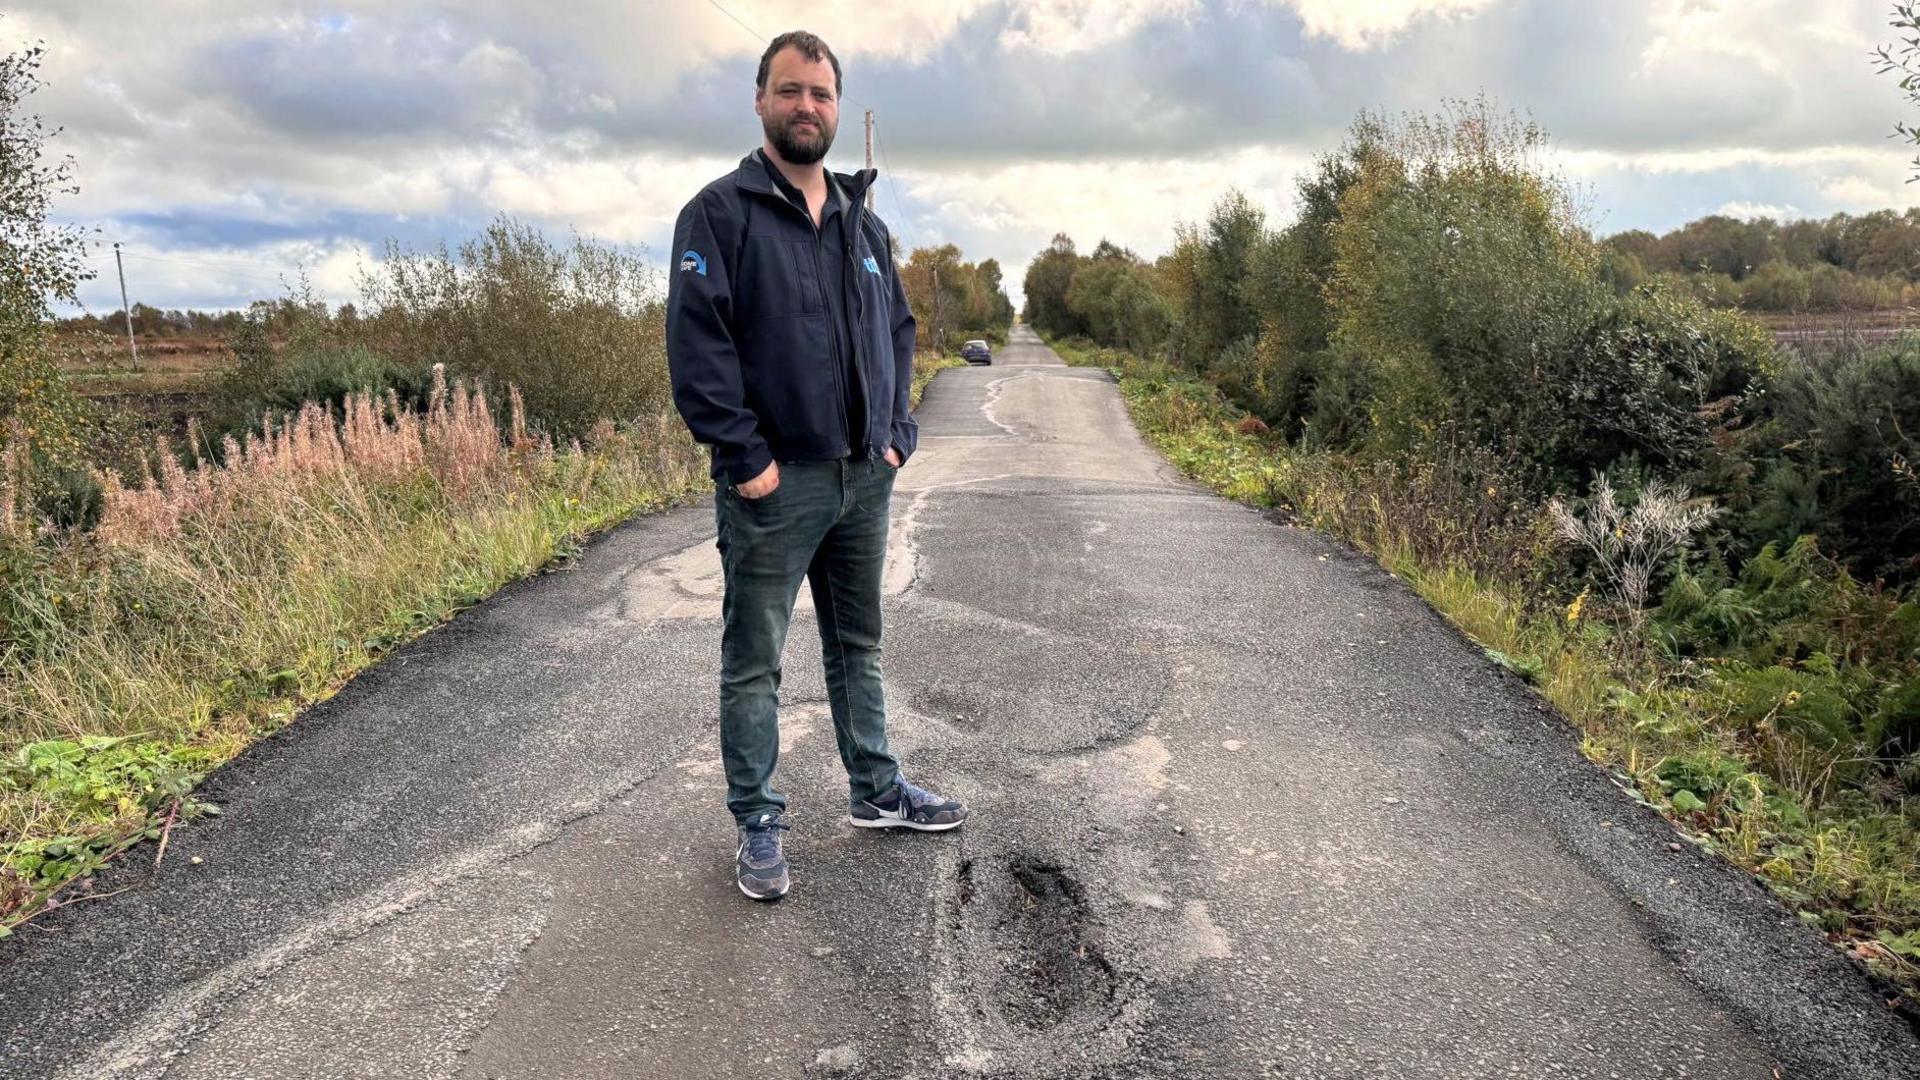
961, 339, 992, 365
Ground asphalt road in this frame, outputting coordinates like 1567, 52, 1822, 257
3, 327, 1916, 1079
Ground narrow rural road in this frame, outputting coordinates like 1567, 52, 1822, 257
3, 328, 1915, 1079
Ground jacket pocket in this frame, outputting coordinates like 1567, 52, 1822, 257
736, 235, 824, 321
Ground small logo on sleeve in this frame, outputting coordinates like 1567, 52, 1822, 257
680, 250, 707, 276
863, 256, 881, 275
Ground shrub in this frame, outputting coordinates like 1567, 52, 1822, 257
1739, 340, 1920, 583
1738, 260, 1813, 311
354, 216, 672, 441
1305, 104, 1774, 482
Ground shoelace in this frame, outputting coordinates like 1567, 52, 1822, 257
895, 777, 938, 810
742, 816, 790, 863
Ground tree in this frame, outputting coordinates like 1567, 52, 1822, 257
1876, 1, 1920, 181
0, 37, 97, 477
1021, 233, 1084, 338
900, 244, 1012, 351
976, 258, 1015, 328
1188, 190, 1265, 361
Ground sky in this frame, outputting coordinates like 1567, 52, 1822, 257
10, 0, 1918, 315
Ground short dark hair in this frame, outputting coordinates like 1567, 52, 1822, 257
756, 31, 841, 99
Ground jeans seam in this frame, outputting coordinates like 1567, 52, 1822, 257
818, 556, 862, 795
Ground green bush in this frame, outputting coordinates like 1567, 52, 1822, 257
258, 347, 434, 421
1739, 341, 1920, 583
1064, 244, 1174, 356
203, 309, 431, 453
1656, 537, 1920, 760
1738, 260, 1813, 311
356, 216, 672, 441
1808, 264, 1901, 311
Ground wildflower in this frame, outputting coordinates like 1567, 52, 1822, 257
1566, 587, 1589, 625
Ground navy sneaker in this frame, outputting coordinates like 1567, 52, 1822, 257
735, 812, 791, 900
850, 776, 969, 831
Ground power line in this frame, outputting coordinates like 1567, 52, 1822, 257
701, 0, 921, 254
121, 249, 306, 275
704, 0, 764, 44
873, 128, 918, 253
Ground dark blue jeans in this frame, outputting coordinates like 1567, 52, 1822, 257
714, 455, 902, 825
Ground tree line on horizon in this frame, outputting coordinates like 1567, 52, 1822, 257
1600, 208, 1920, 314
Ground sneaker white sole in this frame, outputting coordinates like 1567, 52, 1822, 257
848, 814, 965, 831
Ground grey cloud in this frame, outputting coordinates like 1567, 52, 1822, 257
195, 16, 543, 140
506, 1, 1901, 170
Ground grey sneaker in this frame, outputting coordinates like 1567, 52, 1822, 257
735, 812, 791, 900
850, 776, 969, 831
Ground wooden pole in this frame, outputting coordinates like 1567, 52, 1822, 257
114, 243, 140, 370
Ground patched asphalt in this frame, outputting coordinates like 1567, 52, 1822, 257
2, 327, 1916, 1079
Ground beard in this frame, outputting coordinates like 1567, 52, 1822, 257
766, 112, 835, 165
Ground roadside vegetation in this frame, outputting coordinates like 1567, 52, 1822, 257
0, 44, 1003, 931
1029, 100, 1920, 995
899, 244, 1015, 351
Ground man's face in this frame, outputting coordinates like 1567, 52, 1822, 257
755, 46, 839, 166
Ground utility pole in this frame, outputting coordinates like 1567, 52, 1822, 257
864, 110, 875, 212
114, 242, 139, 370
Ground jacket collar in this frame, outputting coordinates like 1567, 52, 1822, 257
734, 149, 876, 215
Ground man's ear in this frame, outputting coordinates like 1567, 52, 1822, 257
752, 87, 765, 121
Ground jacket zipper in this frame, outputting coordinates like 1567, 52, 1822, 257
807, 228, 853, 458
758, 175, 877, 460
845, 191, 874, 460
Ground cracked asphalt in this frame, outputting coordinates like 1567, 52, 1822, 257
3, 327, 1917, 1079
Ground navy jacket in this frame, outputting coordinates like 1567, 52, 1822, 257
666, 151, 919, 485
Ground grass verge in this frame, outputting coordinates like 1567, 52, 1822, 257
1050, 336, 1920, 999
0, 379, 708, 933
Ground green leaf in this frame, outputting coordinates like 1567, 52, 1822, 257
1671, 789, 1707, 813
1483, 648, 1544, 683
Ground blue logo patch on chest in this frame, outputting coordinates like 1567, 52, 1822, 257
679, 249, 707, 276
863, 256, 881, 275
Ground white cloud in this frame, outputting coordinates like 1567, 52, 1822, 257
1716, 200, 1800, 220
998, 0, 1200, 53
895, 145, 1312, 307
479, 153, 737, 243
1557, 144, 1902, 176
1271, 0, 1502, 49
1821, 172, 1920, 209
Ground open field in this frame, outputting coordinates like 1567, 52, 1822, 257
1755, 309, 1918, 346
52, 333, 230, 396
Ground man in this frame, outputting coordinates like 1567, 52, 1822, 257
666, 30, 969, 902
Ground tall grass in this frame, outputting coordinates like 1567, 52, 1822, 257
0, 367, 704, 925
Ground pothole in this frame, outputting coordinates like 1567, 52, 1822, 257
955, 856, 1117, 1034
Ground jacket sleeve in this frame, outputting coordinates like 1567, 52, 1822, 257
666, 189, 773, 485
883, 228, 920, 465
